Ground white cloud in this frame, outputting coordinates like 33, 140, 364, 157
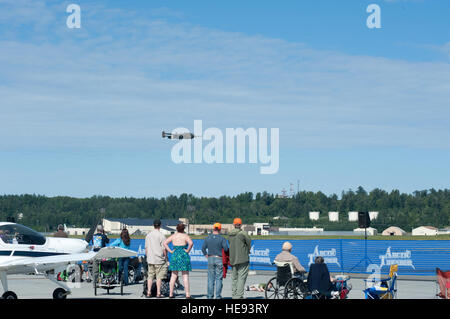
0, 2, 449, 151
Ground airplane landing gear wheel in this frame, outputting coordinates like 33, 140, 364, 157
53, 288, 68, 299
2, 291, 18, 299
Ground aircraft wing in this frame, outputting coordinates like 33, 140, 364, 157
92, 246, 137, 260
0, 247, 137, 271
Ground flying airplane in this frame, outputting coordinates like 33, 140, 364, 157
162, 131, 197, 139
0, 221, 136, 299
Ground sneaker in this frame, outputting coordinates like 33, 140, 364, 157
331, 291, 340, 299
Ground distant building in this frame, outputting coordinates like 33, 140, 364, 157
353, 227, 378, 236
243, 225, 256, 234
249, 223, 270, 236
65, 226, 90, 236
412, 226, 438, 236
438, 227, 450, 235
328, 211, 339, 222
186, 223, 267, 236
187, 223, 236, 235
309, 211, 320, 221
275, 227, 324, 236
382, 226, 406, 236
369, 211, 379, 220
102, 218, 180, 236
348, 211, 358, 222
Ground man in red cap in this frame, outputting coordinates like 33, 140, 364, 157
202, 222, 229, 299
228, 218, 251, 299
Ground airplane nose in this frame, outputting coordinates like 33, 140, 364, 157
61, 238, 88, 253
67, 239, 89, 253
77, 239, 89, 252
47, 237, 89, 253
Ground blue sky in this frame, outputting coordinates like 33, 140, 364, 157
0, 0, 449, 198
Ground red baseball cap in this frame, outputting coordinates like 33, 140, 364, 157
213, 222, 222, 230
233, 218, 242, 225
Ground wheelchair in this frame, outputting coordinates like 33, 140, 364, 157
128, 256, 145, 284
93, 258, 124, 296
264, 261, 308, 299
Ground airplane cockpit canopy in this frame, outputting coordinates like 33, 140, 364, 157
0, 224, 46, 245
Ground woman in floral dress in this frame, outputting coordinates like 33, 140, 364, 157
164, 223, 194, 298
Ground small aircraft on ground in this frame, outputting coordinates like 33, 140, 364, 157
162, 131, 197, 140
0, 221, 136, 299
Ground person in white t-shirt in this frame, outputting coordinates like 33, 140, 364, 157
145, 219, 168, 298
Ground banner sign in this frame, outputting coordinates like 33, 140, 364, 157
128, 239, 450, 276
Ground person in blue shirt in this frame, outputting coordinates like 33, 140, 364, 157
92, 226, 110, 251
202, 223, 229, 299
91, 225, 110, 286
110, 228, 131, 285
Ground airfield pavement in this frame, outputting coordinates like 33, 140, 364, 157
5, 269, 439, 300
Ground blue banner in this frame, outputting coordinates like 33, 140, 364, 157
128, 238, 450, 276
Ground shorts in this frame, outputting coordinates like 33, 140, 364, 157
148, 263, 168, 281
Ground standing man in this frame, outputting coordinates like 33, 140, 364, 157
228, 218, 251, 299
202, 223, 229, 299
91, 225, 109, 286
53, 224, 68, 238
145, 219, 168, 298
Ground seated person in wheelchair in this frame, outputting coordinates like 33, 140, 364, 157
274, 242, 306, 277
307, 256, 339, 298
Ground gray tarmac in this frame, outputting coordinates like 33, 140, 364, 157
4, 270, 439, 299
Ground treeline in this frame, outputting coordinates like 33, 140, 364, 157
0, 187, 448, 233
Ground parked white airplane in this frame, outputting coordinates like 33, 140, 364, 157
0, 222, 136, 299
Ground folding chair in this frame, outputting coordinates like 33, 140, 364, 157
436, 268, 450, 299
363, 264, 398, 299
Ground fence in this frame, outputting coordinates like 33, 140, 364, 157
128, 239, 450, 276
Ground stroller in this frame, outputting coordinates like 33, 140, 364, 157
334, 275, 352, 299
94, 258, 124, 296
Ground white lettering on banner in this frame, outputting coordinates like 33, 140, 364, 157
188, 245, 272, 264
307, 245, 341, 267
189, 248, 207, 262
249, 246, 272, 264
137, 244, 145, 257
379, 247, 415, 269
250, 246, 270, 256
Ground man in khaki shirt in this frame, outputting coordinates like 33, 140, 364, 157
274, 242, 306, 274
